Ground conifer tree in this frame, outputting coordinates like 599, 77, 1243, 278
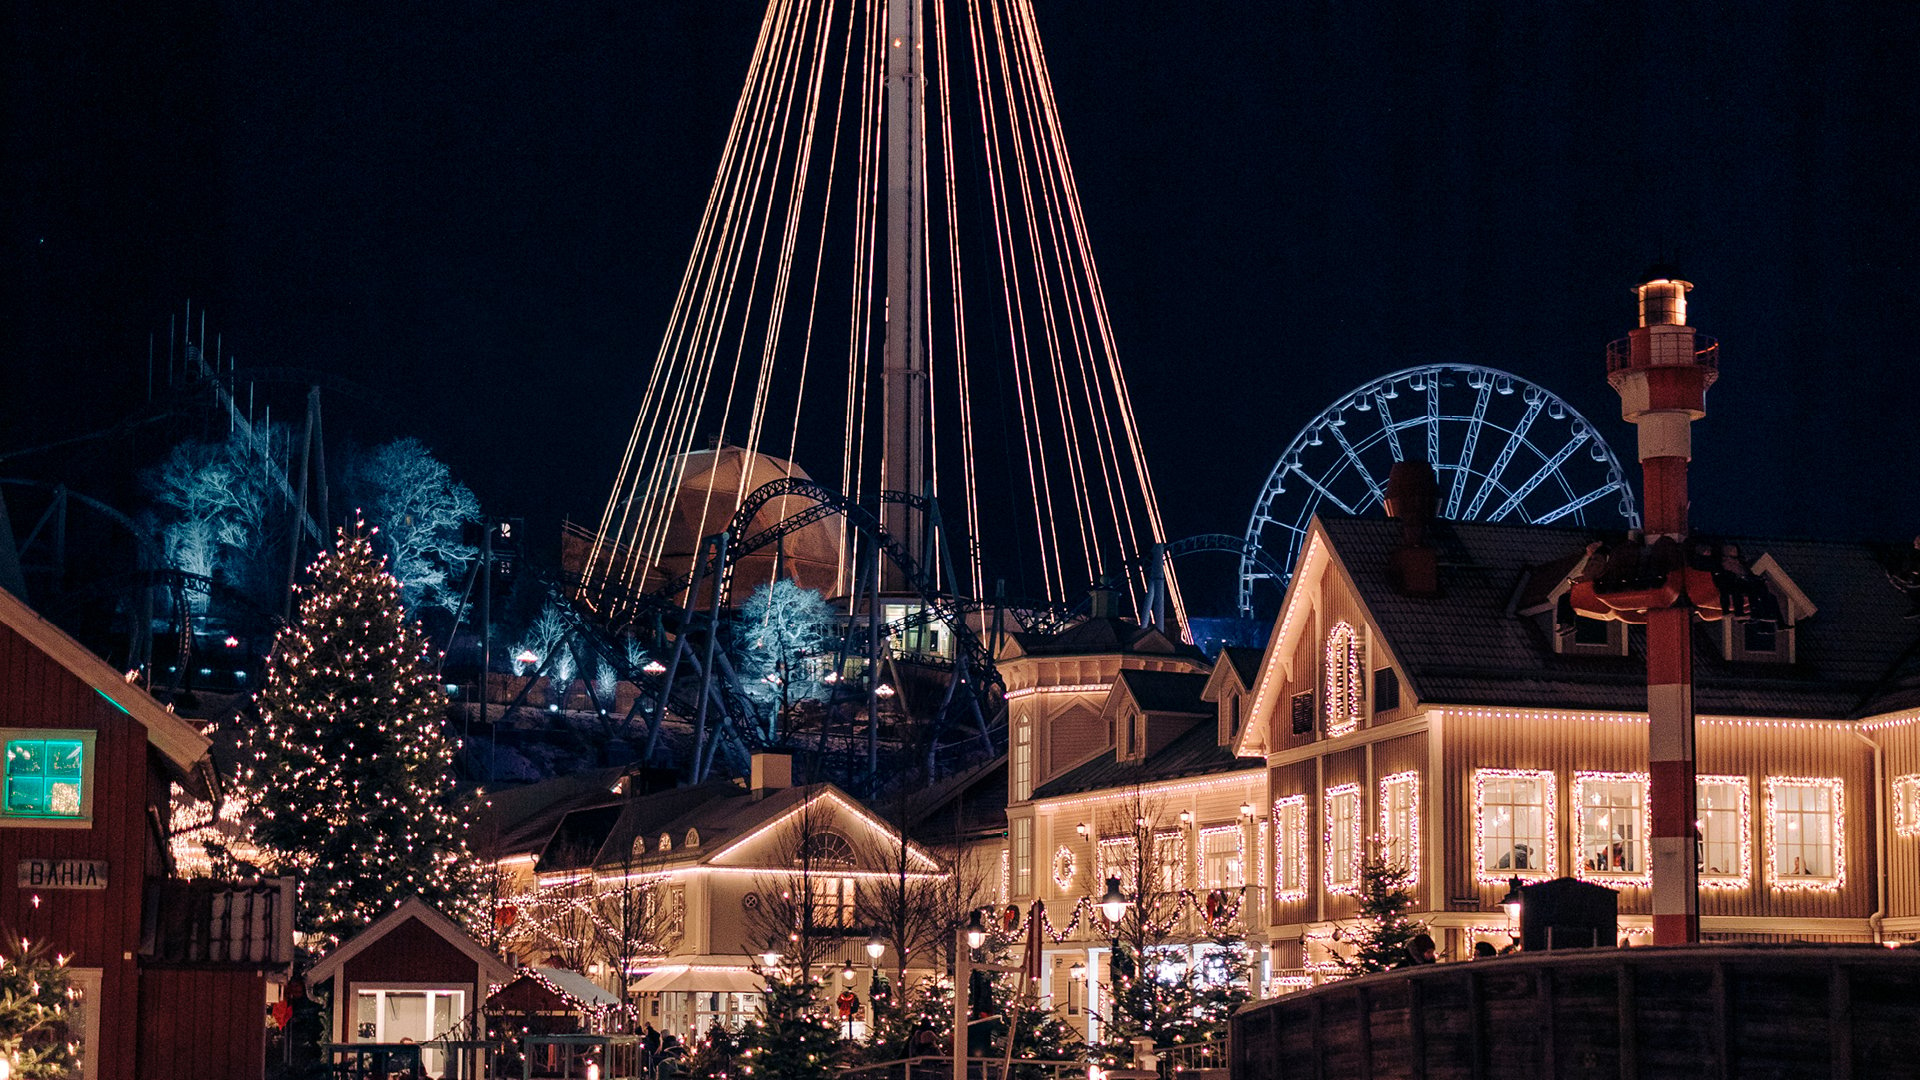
1331, 849, 1424, 975
736, 969, 841, 1080
0, 940, 78, 1078
227, 520, 473, 947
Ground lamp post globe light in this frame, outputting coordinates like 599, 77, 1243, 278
1501, 877, 1525, 947
965, 908, 987, 950
866, 932, 886, 962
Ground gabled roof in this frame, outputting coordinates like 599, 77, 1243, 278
511, 776, 945, 876
1307, 515, 1920, 719
1001, 617, 1206, 662
307, 897, 513, 986
472, 766, 629, 861
1032, 713, 1264, 799
1112, 669, 1211, 715
1219, 646, 1263, 688
902, 754, 1008, 848
0, 585, 214, 797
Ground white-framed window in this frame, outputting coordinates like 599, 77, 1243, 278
1098, 836, 1138, 896
1475, 769, 1555, 883
354, 987, 467, 1076
1324, 623, 1364, 737
1153, 830, 1187, 894
1, 728, 97, 827
1766, 777, 1844, 889
1012, 722, 1033, 801
1378, 772, 1420, 885
66, 967, 103, 1080
1324, 784, 1362, 894
1272, 796, 1308, 902
1201, 824, 1245, 889
1894, 775, 1920, 839
1572, 772, 1648, 884
1012, 818, 1033, 897
1697, 775, 1751, 887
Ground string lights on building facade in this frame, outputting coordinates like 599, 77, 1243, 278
1764, 776, 1846, 892
1272, 796, 1308, 902
1472, 768, 1558, 886
1323, 622, 1363, 738
1570, 771, 1652, 887
1696, 774, 1753, 890
1322, 783, 1362, 895
1376, 772, 1420, 887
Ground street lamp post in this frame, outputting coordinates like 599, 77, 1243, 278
1501, 877, 1525, 949
1098, 877, 1126, 1046
954, 909, 1019, 1080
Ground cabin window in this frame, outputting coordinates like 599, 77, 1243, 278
1272, 796, 1308, 902
1012, 722, 1033, 801
1012, 818, 1033, 897
1, 730, 95, 825
1475, 769, 1555, 883
1323, 623, 1364, 737
1894, 775, 1920, 838
1323, 784, 1362, 893
1378, 772, 1420, 884
354, 988, 466, 1075
1572, 615, 1611, 646
1154, 830, 1187, 893
1766, 778, 1844, 889
1697, 776, 1751, 886
1573, 772, 1648, 883
1201, 825, 1245, 889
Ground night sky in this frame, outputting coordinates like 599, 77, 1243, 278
7, 2, 1918, 617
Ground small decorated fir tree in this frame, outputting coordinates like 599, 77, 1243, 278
225, 519, 474, 947
1331, 846, 1424, 974
736, 968, 842, 1080
0, 939, 80, 1077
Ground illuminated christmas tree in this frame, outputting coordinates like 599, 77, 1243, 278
735, 969, 841, 1080
1330, 851, 1423, 975
0, 939, 79, 1077
226, 520, 474, 948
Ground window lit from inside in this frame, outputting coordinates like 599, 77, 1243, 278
5, 737, 86, 819
1325, 786, 1361, 892
1697, 778, 1748, 881
1201, 826, 1243, 889
1479, 772, 1550, 877
1575, 774, 1645, 878
1770, 779, 1838, 881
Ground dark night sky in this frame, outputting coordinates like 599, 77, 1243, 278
6, 2, 1918, 616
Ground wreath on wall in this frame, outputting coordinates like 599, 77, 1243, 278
1052, 846, 1076, 889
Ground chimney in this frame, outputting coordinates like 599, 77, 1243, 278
1384, 461, 1441, 597
750, 751, 793, 797
1088, 577, 1121, 618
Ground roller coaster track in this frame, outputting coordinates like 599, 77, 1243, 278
601, 477, 1011, 694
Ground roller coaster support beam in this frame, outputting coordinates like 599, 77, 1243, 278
691, 531, 731, 782
648, 535, 712, 765
867, 539, 882, 783
1146, 543, 1167, 633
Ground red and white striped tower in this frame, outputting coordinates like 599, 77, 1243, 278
1606, 268, 1719, 945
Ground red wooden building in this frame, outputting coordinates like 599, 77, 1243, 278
0, 585, 292, 1078
307, 896, 514, 1078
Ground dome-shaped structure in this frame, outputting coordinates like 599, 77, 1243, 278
641, 443, 845, 603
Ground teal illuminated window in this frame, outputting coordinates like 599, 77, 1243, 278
6, 738, 86, 818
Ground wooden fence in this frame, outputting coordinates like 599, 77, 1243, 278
1229, 944, 1920, 1079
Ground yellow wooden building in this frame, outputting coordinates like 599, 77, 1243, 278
1233, 511, 1920, 980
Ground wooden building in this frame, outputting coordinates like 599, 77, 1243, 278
306, 896, 515, 1077
479, 753, 946, 1041
1232, 513, 1920, 978
0, 585, 293, 1079
999, 614, 1272, 1041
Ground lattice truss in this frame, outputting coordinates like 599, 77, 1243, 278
581, 0, 1182, 621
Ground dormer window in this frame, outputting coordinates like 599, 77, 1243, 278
1717, 553, 1812, 664
1550, 593, 1628, 656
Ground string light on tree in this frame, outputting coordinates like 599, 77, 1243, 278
221, 518, 475, 947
